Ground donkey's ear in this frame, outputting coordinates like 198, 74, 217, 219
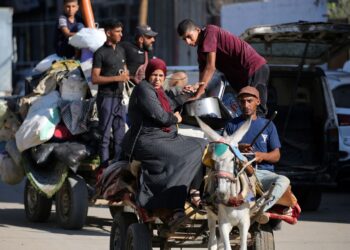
195, 116, 222, 142
228, 116, 252, 145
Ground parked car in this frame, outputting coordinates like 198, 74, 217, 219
325, 69, 350, 185
169, 21, 350, 211
241, 21, 350, 210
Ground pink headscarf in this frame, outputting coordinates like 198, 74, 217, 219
145, 58, 172, 132
145, 58, 167, 81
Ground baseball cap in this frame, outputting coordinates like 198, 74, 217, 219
136, 25, 158, 37
237, 86, 260, 99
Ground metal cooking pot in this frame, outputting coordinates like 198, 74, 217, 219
184, 97, 222, 118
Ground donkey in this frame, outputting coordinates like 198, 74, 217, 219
196, 116, 255, 250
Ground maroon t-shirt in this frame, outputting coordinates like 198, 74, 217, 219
198, 25, 266, 91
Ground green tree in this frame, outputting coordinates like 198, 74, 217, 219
328, 0, 350, 22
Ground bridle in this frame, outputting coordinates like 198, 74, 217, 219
207, 141, 253, 207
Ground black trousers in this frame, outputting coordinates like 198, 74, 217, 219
248, 64, 270, 116
96, 95, 126, 167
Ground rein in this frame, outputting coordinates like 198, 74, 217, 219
207, 141, 254, 207
215, 170, 237, 182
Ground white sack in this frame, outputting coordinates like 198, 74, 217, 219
60, 73, 88, 101
15, 91, 61, 152
33, 54, 62, 73
69, 28, 106, 52
0, 152, 24, 185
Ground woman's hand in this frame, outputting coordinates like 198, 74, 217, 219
182, 84, 198, 93
174, 111, 182, 123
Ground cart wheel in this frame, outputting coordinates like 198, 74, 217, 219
249, 224, 275, 250
55, 175, 88, 229
24, 178, 52, 222
110, 211, 138, 250
125, 223, 152, 250
109, 206, 123, 218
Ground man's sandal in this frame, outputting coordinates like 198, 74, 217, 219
189, 190, 206, 214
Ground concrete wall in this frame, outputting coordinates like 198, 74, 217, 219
148, 0, 207, 66
221, 0, 328, 36
0, 8, 13, 94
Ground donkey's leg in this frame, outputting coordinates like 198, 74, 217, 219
237, 208, 250, 250
207, 208, 219, 250
218, 207, 233, 250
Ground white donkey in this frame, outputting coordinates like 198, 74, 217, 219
196, 117, 255, 250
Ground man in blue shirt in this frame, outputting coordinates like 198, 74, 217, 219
225, 86, 290, 222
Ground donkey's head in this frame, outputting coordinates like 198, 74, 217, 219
196, 117, 251, 204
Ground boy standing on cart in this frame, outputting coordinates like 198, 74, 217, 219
92, 20, 129, 170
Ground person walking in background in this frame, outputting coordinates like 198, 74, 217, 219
91, 19, 129, 170
177, 19, 269, 116
55, 0, 84, 59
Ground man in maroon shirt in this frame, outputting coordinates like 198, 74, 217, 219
177, 19, 269, 116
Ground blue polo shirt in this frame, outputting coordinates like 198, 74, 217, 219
225, 116, 281, 171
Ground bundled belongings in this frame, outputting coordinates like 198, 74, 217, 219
59, 69, 88, 101
15, 91, 61, 152
69, 28, 107, 52
8, 57, 98, 201
59, 97, 96, 135
32, 60, 80, 96
95, 161, 136, 202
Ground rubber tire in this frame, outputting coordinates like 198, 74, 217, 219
110, 212, 138, 250
126, 223, 152, 250
250, 224, 275, 250
24, 178, 52, 222
55, 175, 88, 229
109, 206, 123, 218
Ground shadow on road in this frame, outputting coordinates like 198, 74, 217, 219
0, 207, 112, 236
298, 187, 350, 224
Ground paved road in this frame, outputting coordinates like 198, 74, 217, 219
1, 179, 350, 250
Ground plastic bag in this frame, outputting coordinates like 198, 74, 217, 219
15, 91, 61, 152
0, 152, 24, 185
121, 81, 135, 108
30, 143, 58, 165
33, 54, 62, 73
53, 142, 92, 172
5, 139, 23, 169
59, 70, 88, 101
0, 100, 21, 141
59, 98, 96, 135
69, 28, 106, 52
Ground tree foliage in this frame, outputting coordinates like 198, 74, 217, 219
328, 0, 350, 20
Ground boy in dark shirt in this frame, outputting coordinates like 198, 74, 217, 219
92, 20, 129, 169
55, 0, 84, 58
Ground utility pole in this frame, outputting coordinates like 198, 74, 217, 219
80, 0, 95, 28
138, 0, 148, 25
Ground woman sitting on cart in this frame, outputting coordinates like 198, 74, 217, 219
122, 58, 207, 221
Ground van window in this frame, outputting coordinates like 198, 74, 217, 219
332, 84, 350, 108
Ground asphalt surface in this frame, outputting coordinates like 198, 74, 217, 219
1, 179, 350, 250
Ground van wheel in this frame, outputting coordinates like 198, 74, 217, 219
55, 175, 88, 229
298, 187, 322, 211
24, 179, 52, 222
249, 224, 275, 250
110, 212, 138, 250
125, 223, 152, 250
